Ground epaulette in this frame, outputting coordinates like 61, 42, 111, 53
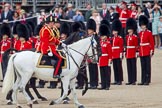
27, 41, 32, 44
147, 30, 151, 32
118, 36, 122, 38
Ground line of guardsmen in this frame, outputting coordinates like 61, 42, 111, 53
0, 14, 154, 90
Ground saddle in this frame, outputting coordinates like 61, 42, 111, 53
36, 50, 67, 69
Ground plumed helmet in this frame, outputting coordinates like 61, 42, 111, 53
0, 23, 11, 38
60, 22, 70, 36
99, 24, 110, 37
34, 23, 44, 36
16, 23, 30, 41
112, 19, 122, 34
45, 15, 55, 23
72, 22, 82, 32
86, 19, 96, 31
139, 15, 149, 27
126, 18, 137, 33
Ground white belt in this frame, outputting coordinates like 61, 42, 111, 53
0, 51, 4, 54
102, 54, 108, 56
126, 46, 136, 48
112, 46, 120, 49
140, 43, 150, 46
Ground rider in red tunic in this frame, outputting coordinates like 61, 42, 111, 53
39, 15, 66, 78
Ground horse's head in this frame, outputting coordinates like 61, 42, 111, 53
86, 34, 101, 63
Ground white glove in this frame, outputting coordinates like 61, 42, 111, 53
150, 50, 154, 57
48, 52, 53, 57
136, 52, 139, 58
61, 43, 67, 48
120, 53, 123, 59
108, 60, 112, 66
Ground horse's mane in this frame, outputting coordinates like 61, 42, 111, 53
68, 37, 91, 49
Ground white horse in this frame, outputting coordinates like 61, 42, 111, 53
2, 36, 99, 108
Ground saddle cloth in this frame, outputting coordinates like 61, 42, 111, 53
36, 50, 67, 69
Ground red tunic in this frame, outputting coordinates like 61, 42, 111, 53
0, 39, 11, 62
19, 41, 32, 51
139, 30, 154, 57
116, 6, 130, 28
40, 25, 60, 54
35, 39, 41, 52
99, 39, 112, 67
29, 37, 37, 47
129, 10, 137, 19
14, 38, 21, 50
112, 36, 124, 59
125, 34, 138, 58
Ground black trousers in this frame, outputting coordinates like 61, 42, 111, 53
113, 58, 123, 82
88, 63, 98, 87
76, 66, 86, 87
100, 66, 111, 88
126, 58, 137, 83
140, 56, 151, 83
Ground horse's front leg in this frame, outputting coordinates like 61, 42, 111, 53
70, 79, 85, 108
49, 77, 69, 105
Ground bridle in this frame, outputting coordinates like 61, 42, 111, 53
63, 36, 98, 69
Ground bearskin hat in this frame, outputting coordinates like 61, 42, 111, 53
101, 19, 110, 27
27, 21, 35, 34
126, 18, 137, 33
0, 23, 11, 37
16, 23, 29, 41
34, 23, 44, 36
60, 22, 70, 36
13, 21, 20, 35
86, 19, 96, 31
78, 21, 86, 30
72, 22, 82, 32
99, 24, 110, 37
112, 19, 122, 34
139, 15, 149, 27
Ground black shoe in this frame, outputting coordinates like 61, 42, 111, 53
117, 82, 122, 85
144, 83, 149, 85
138, 83, 144, 85
111, 82, 118, 85
36, 85, 44, 88
47, 86, 56, 89
131, 82, 136, 85
98, 87, 105, 90
105, 87, 109, 90
89, 86, 97, 89
125, 82, 132, 85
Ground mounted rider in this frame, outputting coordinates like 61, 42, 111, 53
39, 15, 66, 78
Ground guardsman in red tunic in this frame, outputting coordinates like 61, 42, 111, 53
0, 23, 11, 78
16, 23, 32, 51
116, 1, 130, 28
138, 15, 154, 85
111, 19, 124, 85
40, 15, 66, 78
34, 23, 44, 52
125, 18, 138, 85
98, 24, 112, 90
129, 3, 138, 19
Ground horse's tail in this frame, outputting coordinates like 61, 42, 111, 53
2, 53, 17, 95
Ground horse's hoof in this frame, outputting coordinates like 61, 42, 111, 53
7, 101, 13, 105
40, 97, 48, 101
49, 101, 56, 105
33, 100, 39, 104
16, 106, 22, 108
27, 104, 32, 108
63, 97, 70, 101
78, 105, 85, 108
63, 100, 69, 104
